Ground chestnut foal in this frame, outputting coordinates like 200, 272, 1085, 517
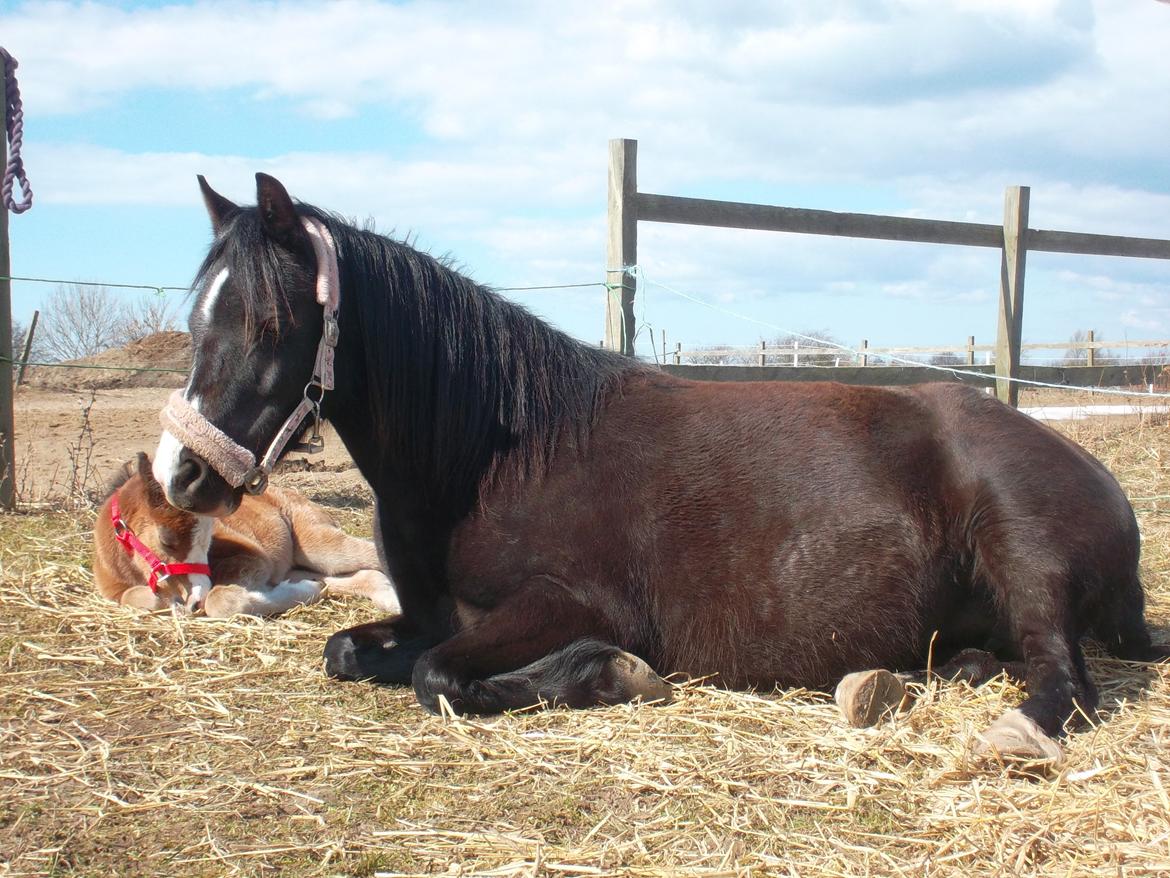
94, 453, 399, 618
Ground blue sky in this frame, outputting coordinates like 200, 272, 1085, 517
2, 0, 1168, 361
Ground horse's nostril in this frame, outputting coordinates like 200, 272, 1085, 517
174, 452, 208, 494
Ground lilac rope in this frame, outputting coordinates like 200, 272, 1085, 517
0, 48, 32, 214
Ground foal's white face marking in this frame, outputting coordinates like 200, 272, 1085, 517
184, 517, 214, 607
153, 268, 227, 497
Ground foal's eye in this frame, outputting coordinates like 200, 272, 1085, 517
158, 528, 180, 554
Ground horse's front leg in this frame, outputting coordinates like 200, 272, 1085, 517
323, 613, 438, 684
408, 579, 672, 716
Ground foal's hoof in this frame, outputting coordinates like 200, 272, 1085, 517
835, 669, 907, 727
973, 709, 1064, 766
607, 651, 673, 705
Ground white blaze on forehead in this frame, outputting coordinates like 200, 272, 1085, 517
158, 269, 223, 496
153, 429, 185, 502
200, 267, 230, 327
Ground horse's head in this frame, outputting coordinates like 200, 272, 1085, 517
95, 453, 214, 612
154, 174, 333, 516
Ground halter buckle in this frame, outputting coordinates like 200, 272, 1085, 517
291, 432, 325, 455
243, 467, 269, 495
323, 314, 340, 347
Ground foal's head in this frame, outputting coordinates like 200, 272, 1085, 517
94, 453, 214, 611
153, 174, 329, 516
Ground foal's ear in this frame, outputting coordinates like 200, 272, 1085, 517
256, 173, 310, 255
198, 176, 238, 233
139, 453, 168, 507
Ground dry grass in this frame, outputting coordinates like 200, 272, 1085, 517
3, 419, 1170, 877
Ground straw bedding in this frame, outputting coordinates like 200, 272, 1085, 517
2, 419, 1169, 877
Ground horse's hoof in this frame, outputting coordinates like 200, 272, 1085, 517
835, 669, 907, 727
972, 709, 1064, 766
607, 651, 673, 705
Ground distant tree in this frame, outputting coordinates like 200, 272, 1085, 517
37, 284, 136, 362
11, 317, 46, 364
123, 294, 180, 342
685, 345, 752, 366
768, 329, 847, 366
1063, 329, 1113, 367
929, 351, 965, 366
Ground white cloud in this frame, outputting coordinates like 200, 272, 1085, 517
2, 0, 1166, 348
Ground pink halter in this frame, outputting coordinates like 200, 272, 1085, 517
160, 216, 340, 495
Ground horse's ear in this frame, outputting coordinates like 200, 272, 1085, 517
198, 175, 238, 233
256, 173, 310, 255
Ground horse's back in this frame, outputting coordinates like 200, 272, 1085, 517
458, 374, 1138, 688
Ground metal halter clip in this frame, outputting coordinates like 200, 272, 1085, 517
291, 380, 326, 455
242, 467, 269, 495
323, 314, 340, 347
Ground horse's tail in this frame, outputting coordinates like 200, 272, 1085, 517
1094, 570, 1169, 662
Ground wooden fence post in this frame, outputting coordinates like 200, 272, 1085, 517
758, 340, 766, 366
966, 335, 975, 366
605, 139, 638, 356
1086, 329, 1096, 368
995, 186, 1030, 406
674, 342, 681, 365
860, 339, 868, 367
0, 69, 14, 510
15, 308, 36, 385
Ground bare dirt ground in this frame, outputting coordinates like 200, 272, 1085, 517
11, 384, 364, 509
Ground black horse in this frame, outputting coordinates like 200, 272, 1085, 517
154, 173, 1164, 763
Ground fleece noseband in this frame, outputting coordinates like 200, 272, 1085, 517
160, 216, 340, 495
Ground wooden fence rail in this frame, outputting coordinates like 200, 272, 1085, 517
671, 335, 1170, 366
605, 139, 1170, 406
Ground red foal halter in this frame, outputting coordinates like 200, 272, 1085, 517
110, 496, 211, 594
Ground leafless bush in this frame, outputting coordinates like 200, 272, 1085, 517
1063, 329, 1114, 366
65, 390, 100, 508
11, 317, 46, 364
37, 284, 136, 362
123, 293, 179, 342
929, 351, 965, 366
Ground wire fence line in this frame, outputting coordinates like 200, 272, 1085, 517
4, 273, 612, 379
9, 271, 1169, 397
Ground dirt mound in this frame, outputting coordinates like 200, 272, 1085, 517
23, 331, 192, 390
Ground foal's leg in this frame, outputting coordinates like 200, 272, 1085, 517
285, 501, 383, 575
202, 579, 323, 618
410, 581, 671, 715
119, 585, 166, 612
317, 568, 401, 614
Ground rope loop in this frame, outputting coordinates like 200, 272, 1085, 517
0, 47, 33, 214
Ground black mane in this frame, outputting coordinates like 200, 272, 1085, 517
203, 203, 644, 514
